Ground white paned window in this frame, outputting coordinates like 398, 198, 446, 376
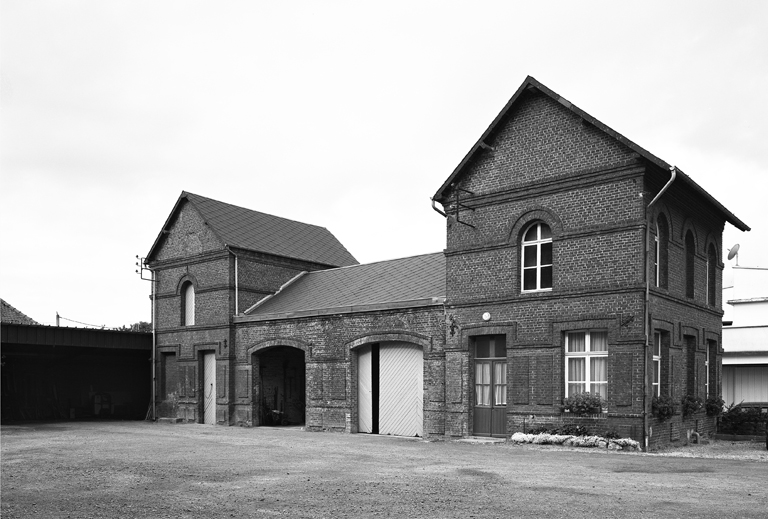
183, 282, 195, 326
565, 330, 608, 399
522, 222, 553, 292
653, 332, 661, 397
475, 362, 491, 406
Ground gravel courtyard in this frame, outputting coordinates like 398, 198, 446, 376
2, 421, 766, 518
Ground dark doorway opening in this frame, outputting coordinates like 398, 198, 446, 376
255, 347, 305, 426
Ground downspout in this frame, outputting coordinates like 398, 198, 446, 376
151, 267, 157, 421
643, 165, 676, 451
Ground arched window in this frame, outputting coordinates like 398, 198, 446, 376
181, 281, 195, 326
655, 214, 669, 288
707, 243, 717, 306
685, 231, 695, 299
522, 222, 552, 292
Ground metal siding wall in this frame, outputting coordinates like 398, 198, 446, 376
358, 345, 372, 433
735, 365, 768, 403
203, 353, 216, 424
379, 343, 423, 437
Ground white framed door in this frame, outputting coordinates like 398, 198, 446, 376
203, 352, 216, 425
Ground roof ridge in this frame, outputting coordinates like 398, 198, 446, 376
183, 191, 332, 232
302, 251, 444, 275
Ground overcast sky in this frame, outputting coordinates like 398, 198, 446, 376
1, 1, 766, 328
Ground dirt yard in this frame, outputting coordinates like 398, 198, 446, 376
2, 421, 766, 518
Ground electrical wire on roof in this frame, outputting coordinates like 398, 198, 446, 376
57, 315, 107, 329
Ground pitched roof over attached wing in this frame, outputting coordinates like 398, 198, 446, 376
147, 192, 358, 267
433, 76, 750, 232
238, 252, 446, 321
1, 299, 40, 325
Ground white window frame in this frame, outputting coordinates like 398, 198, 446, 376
521, 222, 553, 293
564, 330, 608, 399
652, 332, 662, 397
183, 281, 195, 326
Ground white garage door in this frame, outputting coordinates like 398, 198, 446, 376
358, 342, 423, 437
358, 345, 373, 433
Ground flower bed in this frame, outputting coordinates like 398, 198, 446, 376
510, 432, 640, 451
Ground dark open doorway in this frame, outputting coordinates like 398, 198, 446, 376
254, 347, 305, 426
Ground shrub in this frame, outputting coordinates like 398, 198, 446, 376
561, 392, 604, 415
705, 396, 724, 416
558, 423, 590, 436
681, 395, 704, 417
719, 403, 768, 435
652, 394, 675, 421
603, 430, 621, 440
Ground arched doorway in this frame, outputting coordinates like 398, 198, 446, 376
253, 346, 305, 426
358, 341, 423, 437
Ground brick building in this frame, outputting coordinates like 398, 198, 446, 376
146, 76, 749, 449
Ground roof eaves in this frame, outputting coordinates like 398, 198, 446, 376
235, 296, 446, 323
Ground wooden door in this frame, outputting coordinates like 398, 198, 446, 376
358, 345, 373, 433
379, 343, 423, 437
473, 335, 507, 437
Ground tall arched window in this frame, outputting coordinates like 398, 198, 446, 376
655, 214, 669, 288
182, 281, 195, 326
685, 231, 696, 299
707, 243, 717, 306
522, 222, 552, 292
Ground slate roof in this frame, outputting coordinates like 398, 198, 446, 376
243, 252, 446, 320
148, 192, 358, 267
433, 76, 750, 232
1, 299, 40, 325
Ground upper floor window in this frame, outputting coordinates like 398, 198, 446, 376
522, 222, 552, 292
655, 214, 669, 288
565, 330, 608, 400
685, 231, 695, 298
707, 243, 717, 306
182, 281, 195, 326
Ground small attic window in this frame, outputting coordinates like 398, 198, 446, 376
181, 281, 195, 326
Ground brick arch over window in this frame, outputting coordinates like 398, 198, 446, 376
507, 207, 563, 243
246, 338, 311, 357
345, 331, 432, 356
679, 219, 700, 248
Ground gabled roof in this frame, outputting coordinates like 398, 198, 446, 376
147, 192, 358, 267
433, 76, 750, 232
240, 252, 445, 321
1, 299, 40, 325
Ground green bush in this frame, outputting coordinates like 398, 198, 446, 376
561, 392, 604, 415
652, 394, 675, 421
719, 403, 768, 435
681, 395, 704, 417
705, 396, 724, 416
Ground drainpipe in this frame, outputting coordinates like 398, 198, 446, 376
151, 267, 157, 421
643, 165, 677, 451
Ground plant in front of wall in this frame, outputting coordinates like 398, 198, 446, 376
681, 395, 704, 417
561, 392, 604, 415
705, 395, 725, 416
652, 394, 675, 421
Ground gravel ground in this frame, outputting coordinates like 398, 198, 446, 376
2, 421, 767, 518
